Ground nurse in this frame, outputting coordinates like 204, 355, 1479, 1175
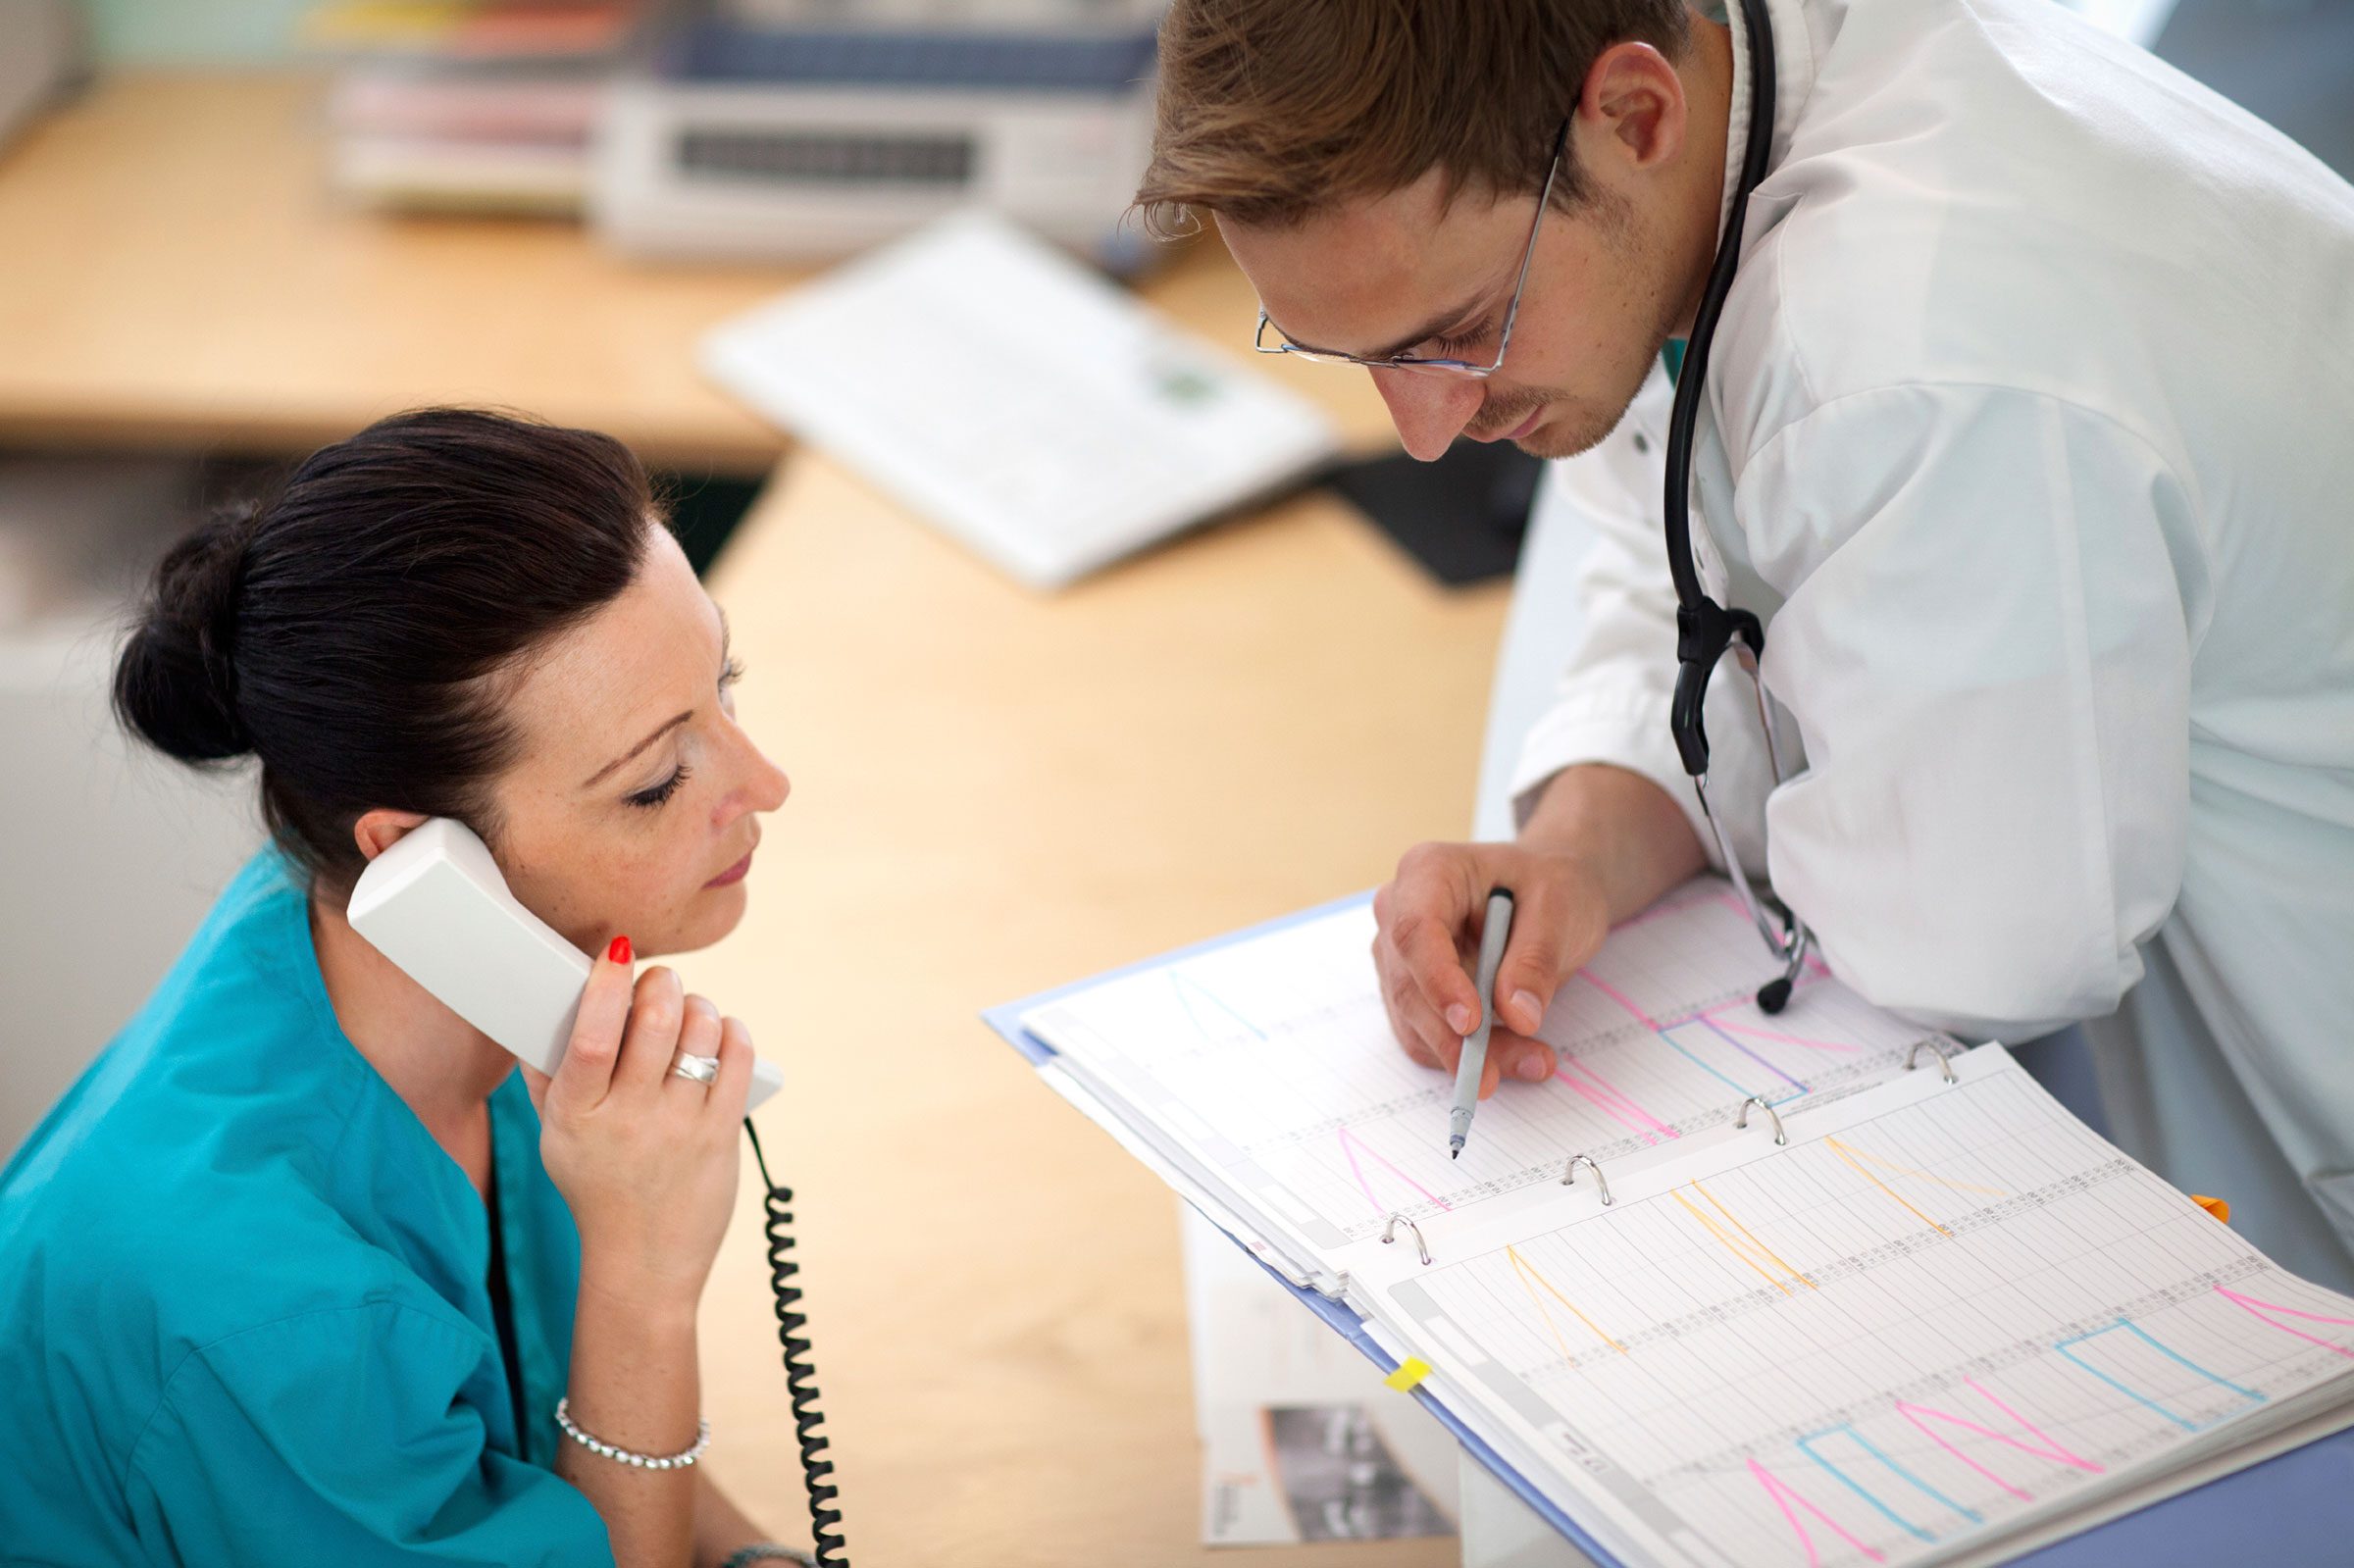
1137, 0, 2354, 1283
0, 410, 812, 1566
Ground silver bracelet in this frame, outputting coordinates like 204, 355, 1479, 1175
552, 1395, 711, 1470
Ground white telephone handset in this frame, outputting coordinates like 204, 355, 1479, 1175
347, 817, 782, 1111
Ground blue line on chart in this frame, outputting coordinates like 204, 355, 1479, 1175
2052, 1318, 2266, 1433
1170, 971, 1267, 1042
1798, 1422, 1980, 1543
1660, 1024, 1805, 1106
1696, 1015, 1810, 1095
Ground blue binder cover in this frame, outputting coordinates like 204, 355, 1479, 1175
983, 897, 2354, 1566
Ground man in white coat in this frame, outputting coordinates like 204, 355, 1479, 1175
1137, 0, 2354, 1288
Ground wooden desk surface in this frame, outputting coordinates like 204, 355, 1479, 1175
0, 73, 1351, 470
691, 464, 1506, 1564
6, 68, 1509, 1563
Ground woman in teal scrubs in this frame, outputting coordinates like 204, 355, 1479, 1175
0, 411, 809, 1566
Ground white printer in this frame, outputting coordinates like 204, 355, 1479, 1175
592, 0, 1164, 263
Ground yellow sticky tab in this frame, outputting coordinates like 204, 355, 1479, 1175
2191, 1193, 2231, 1224
1384, 1357, 1433, 1392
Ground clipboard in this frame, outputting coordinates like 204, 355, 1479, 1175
983, 899, 2354, 1567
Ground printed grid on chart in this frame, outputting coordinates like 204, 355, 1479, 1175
1408, 1070, 2354, 1567
1035, 882, 1956, 1242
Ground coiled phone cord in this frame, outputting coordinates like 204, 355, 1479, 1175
742, 1119, 848, 1566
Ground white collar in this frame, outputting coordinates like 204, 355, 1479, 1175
1717, 0, 1819, 239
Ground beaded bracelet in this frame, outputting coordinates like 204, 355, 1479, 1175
552, 1396, 711, 1471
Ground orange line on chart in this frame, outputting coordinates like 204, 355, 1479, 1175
1674, 1180, 1816, 1292
1824, 1137, 2004, 1239
1506, 1244, 1628, 1358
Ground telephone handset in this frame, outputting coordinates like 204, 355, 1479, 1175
347, 817, 784, 1104
348, 819, 846, 1564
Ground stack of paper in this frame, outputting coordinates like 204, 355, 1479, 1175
995, 879, 2354, 1566
302, 0, 640, 215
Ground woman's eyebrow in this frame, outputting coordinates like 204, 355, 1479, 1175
583, 712, 691, 789
580, 602, 730, 789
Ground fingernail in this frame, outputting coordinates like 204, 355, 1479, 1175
1518, 1054, 1551, 1082
1446, 1003, 1475, 1034
1511, 989, 1543, 1029
606, 935, 633, 965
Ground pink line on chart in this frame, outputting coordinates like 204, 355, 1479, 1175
1554, 1056, 1677, 1144
1747, 1456, 1886, 1566
1574, 967, 1664, 1033
1893, 1378, 2106, 1503
1336, 1125, 1454, 1217
1697, 1007, 1863, 1053
2217, 1286, 2354, 1360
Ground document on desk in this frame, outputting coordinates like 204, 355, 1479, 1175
998, 878, 2354, 1568
699, 210, 1341, 592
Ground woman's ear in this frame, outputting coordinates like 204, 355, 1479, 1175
352, 809, 431, 863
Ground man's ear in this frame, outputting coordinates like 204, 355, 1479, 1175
352, 809, 430, 864
1576, 40, 1689, 177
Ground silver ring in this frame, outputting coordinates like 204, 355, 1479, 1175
1735, 1094, 1788, 1145
670, 1052, 720, 1086
1381, 1212, 1433, 1266
1908, 1039, 1959, 1084
1561, 1152, 1612, 1205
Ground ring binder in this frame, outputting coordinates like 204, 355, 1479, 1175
1735, 1094, 1788, 1145
1561, 1152, 1613, 1205
1382, 1212, 1433, 1266
1908, 1038, 1958, 1084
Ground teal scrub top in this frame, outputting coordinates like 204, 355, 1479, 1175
0, 852, 615, 1566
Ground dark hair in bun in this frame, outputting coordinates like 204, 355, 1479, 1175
114, 408, 657, 887
114, 501, 262, 763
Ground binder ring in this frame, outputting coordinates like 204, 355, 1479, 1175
1561, 1152, 1613, 1205
1908, 1040, 1958, 1084
1735, 1095, 1788, 1145
1382, 1212, 1433, 1266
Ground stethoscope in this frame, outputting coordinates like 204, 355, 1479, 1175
1663, 0, 1817, 1014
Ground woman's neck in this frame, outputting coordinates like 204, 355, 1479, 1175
309, 889, 517, 1179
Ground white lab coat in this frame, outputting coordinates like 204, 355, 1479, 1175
1510, 0, 2354, 1285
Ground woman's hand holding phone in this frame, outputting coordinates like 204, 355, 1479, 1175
521, 938, 754, 1568
521, 938, 756, 1316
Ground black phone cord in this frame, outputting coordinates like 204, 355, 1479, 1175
742, 1119, 847, 1566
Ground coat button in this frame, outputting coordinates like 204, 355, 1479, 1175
1632, 433, 1651, 454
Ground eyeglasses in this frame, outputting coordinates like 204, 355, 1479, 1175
1251, 121, 1569, 380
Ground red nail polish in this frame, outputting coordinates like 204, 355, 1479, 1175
606, 935, 633, 965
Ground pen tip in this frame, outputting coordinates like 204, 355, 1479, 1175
1450, 1149, 1459, 1160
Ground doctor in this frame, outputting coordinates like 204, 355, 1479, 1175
1137, 0, 2354, 1286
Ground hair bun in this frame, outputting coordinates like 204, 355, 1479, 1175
113, 502, 261, 764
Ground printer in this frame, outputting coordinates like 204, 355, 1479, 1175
592, 0, 1164, 263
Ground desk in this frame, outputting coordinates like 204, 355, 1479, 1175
3, 70, 1501, 1566
0, 73, 1358, 470
693, 459, 1505, 1565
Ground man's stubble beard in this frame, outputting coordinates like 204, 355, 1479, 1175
1508, 189, 1686, 464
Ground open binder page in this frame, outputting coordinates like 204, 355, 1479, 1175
1021, 879, 1961, 1284
1358, 1047, 2354, 1568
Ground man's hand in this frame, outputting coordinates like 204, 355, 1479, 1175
1371, 842, 1612, 1097
1372, 763, 1711, 1097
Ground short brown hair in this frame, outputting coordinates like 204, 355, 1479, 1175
1136, 0, 1693, 237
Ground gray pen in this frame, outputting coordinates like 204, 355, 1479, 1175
1448, 887, 1517, 1159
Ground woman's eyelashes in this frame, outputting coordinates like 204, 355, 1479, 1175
626, 762, 691, 810
626, 660, 742, 809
